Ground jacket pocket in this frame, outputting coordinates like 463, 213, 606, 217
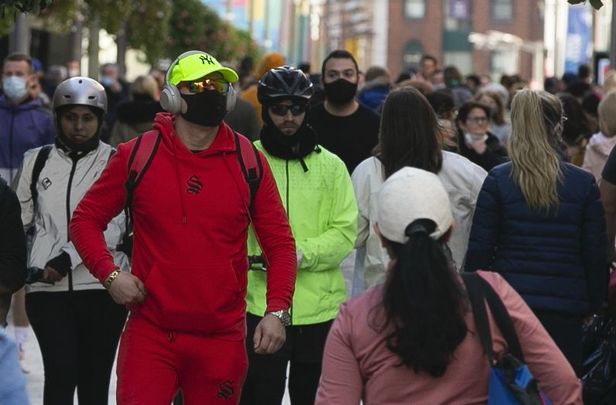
143, 259, 243, 334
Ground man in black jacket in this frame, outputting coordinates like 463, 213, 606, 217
0, 176, 27, 327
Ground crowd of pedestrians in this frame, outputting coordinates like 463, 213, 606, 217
0, 46, 615, 405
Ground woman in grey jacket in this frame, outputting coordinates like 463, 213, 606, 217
13, 77, 128, 404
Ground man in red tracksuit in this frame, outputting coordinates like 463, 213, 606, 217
69, 51, 296, 404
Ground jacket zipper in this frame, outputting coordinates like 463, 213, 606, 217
65, 155, 78, 292
284, 159, 294, 323
285, 160, 290, 218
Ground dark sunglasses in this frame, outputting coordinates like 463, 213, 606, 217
269, 103, 307, 117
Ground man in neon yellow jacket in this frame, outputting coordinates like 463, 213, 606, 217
240, 66, 357, 405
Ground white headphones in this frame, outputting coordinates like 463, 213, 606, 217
159, 50, 237, 114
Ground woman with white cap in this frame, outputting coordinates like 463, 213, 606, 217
316, 167, 582, 404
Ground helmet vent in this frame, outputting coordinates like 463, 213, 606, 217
78, 79, 83, 83
88, 96, 96, 100
63, 95, 72, 99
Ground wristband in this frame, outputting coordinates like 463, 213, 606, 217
103, 268, 120, 289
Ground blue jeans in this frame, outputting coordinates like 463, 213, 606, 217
0, 328, 29, 405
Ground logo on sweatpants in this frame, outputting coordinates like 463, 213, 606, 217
186, 175, 203, 194
217, 380, 234, 400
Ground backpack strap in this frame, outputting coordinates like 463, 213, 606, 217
118, 130, 161, 258
234, 131, 262, 208
124, 130, 161, 209
462, 273, 525, 363
30, 145, 52, 211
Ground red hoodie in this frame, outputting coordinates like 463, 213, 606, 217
70, 113, 296, 339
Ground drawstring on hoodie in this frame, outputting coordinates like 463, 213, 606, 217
299, 158, 308, 173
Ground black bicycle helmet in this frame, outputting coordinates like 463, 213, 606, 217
257, 65, 314, 105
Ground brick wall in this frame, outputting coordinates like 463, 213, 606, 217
387, 0, 543, 81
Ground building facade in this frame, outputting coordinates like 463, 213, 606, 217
387, 0, 543, 81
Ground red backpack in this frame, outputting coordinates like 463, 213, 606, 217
117, 129, 262, 256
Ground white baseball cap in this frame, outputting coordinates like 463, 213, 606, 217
377, 167, 454, 243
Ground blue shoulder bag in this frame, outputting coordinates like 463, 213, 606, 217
462, 273, 552, 405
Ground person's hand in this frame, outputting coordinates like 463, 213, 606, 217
108, 272, 146, 305
253, 315, 286, 354
43, 266, 63, 283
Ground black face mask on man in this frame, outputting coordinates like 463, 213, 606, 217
323, 78, 358, 105
181, 89, 227, 127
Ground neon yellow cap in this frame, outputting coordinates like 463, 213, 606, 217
168, 51, 239, 85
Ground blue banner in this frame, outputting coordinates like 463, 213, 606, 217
564, 5, 592, 73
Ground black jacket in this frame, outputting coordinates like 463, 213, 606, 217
457, 131, 508, 172
0, 176, 27, 323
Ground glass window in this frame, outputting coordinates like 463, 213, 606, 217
443, 51, 473, 74
444, 0, 472, 31
405, 0, 426, 19
492, 0, 513, 21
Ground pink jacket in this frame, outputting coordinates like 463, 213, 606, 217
582, 131, 616, 182
316, 271, 582, 405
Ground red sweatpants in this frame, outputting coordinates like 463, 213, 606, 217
116, 316, 247, 405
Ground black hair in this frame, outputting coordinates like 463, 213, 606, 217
395, 72, 412, 84
375, 87, 443, 177
544, 76, 559, 94
376, 219, 468, 377
578, 64, 591, 80
426, 90, 455, 118
558, 93, 593, 145
465, 74, 481, 89
321, 49, 359, 79
298, 62, 311, 74
443, 66, 463, 87
456, 101, 491, 125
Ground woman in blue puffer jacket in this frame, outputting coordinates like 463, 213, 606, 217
465, 89, 609, 376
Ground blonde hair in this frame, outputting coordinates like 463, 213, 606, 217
603, 70, 616, 95
599, 91, 616, 137
509, 90, 563, 211
130, 75, 159, 100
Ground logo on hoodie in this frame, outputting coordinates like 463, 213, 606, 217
186, 175, 203, 194
216, 380, 234, 400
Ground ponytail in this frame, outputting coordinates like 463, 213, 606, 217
378, 219, 468, 377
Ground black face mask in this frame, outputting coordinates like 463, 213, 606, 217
324, 79, 358, 105
181, 90, 227, 127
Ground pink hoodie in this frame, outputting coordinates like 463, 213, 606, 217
583, 131, 616, 182
316, 271, 582, 405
